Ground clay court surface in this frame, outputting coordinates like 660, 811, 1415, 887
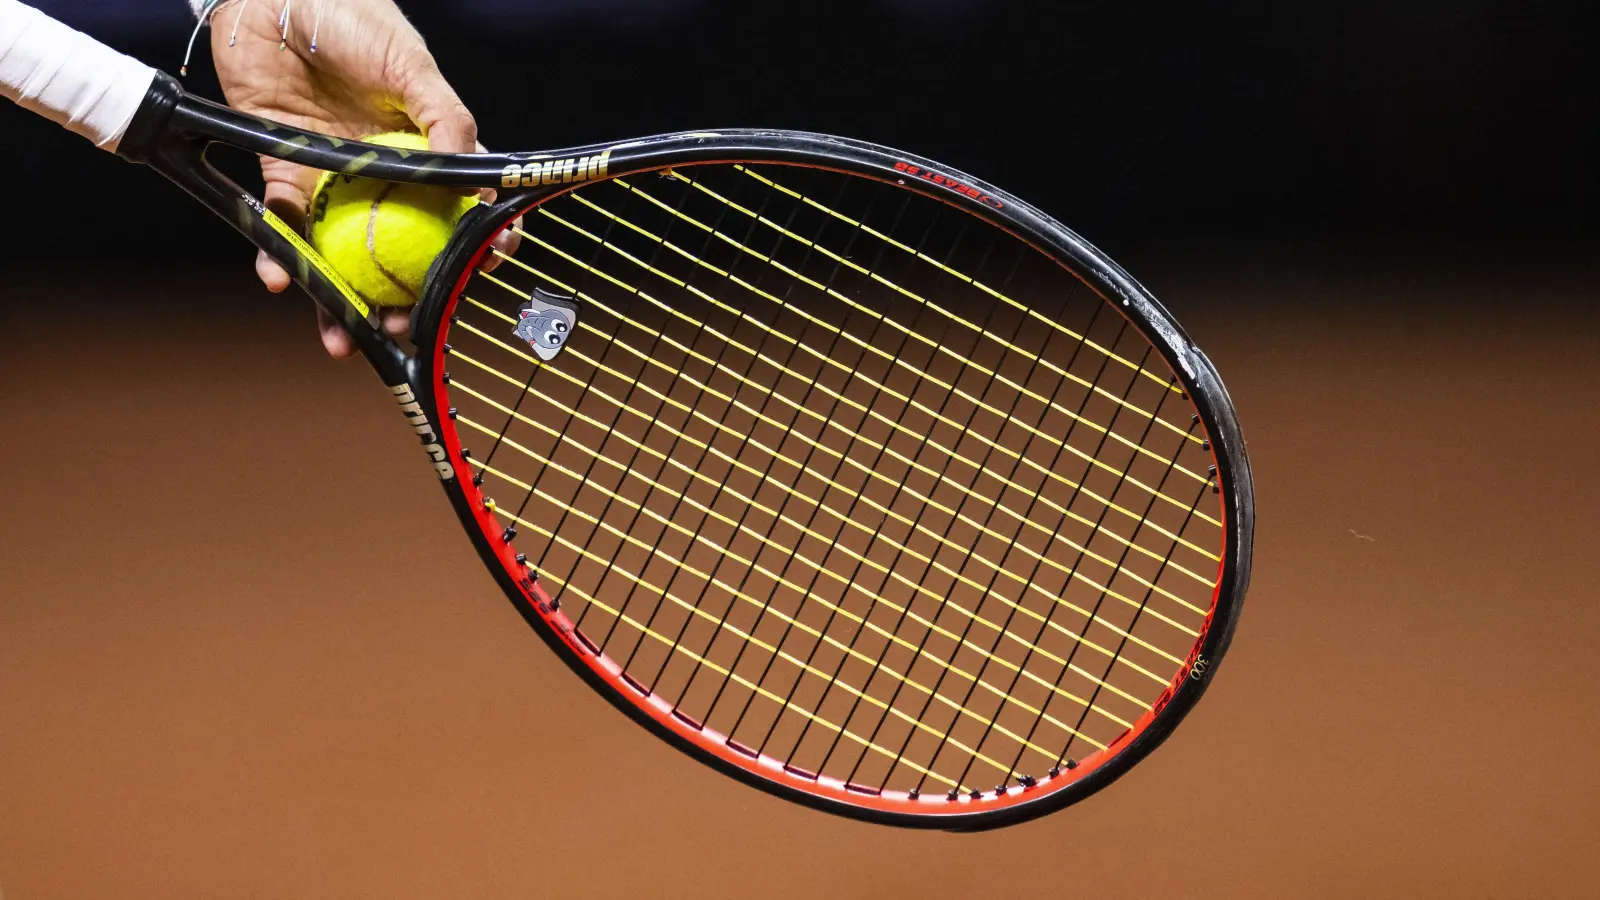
3, 245, 1596, 897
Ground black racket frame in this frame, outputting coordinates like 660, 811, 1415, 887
116, 72, 1254, 830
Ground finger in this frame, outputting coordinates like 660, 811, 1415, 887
401, 65, 478, 155
317, 306, 358, 360
398, 67, 484, 196
497, 220, 523, 256
256, 166, 320, 290
261, 170, 315, 232
480, 219, 522, 273
256, 250, 292, 292
381, 307, 411, 339
474, 141, 499, 204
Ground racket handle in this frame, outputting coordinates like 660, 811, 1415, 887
0, 0, 156, 151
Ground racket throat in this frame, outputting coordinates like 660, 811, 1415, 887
388, 382, 456, 481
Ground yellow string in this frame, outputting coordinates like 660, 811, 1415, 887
458, 412, 1160, 719
453, 371, 1189, 687
478, 278, 1218, 572
438, 164, 1227, 786
453, 335, 1205, 637
523, 201, 1215, 495
474, 470, 1119, 752
552, 576, 970, 790
488, 237, 1220, 533
730, 165, 1186, 399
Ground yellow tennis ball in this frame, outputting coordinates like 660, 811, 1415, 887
306, 131, 477, 307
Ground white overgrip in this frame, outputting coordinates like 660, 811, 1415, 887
0, 0, 157, 151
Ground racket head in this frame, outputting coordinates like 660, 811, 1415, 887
410, 132, 1253, 830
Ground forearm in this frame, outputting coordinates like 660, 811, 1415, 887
0, 0, 155, 150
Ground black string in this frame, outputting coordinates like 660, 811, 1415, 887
487, 177, 677, 637
1055, 415, 1210, 767
620, 165, 837, 689
659, 168, 884, 717
989, 339, 1183, 780
862, 281, 1112, 794
803, 228, 1025, 787
944, 326, 1155, 792
723, 190, 926, 755
744, 200, 962, 766
450, 166, 1220, 795
600, 168, 795, 672
554, 173, 744, 643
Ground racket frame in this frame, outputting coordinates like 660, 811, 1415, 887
115, 72, 1254, 830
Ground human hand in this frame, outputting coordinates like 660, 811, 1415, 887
206, 0, 509, 358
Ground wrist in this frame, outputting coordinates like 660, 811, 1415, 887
0, 0, 156, 149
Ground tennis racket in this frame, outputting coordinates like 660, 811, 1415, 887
24, 39, 1254, 830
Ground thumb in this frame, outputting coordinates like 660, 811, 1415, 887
399, 64, 478, 154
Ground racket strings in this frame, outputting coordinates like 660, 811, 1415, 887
532, 180, 1113, 783
774, 229, 1032, 782
457, 288, 1216, 621
590, 173, 1217, 515
732, 198, 982, 766
446, 326, 1185, 703
464, 248, 1177, 775
949, 339, 1187, 792
990, 338, 1185, 784
443, 164, 1223, 793
502, 171, 736, 653
492, 192, 1218, 543
644, 175, 903, 719
518, 173, 1120, 749
864, 294, 1170, 792
1055, 463, 1215, 767
449, 282, 1201, 678
679, 171, 1206, 467
475, 168, 643, 492
454, 297, 1177, 759
469, 187, 1112, 776
460, 253, 1211, 643
726, 166, 1190, 413
451, 394, 1162, 724
516, 173, 1049, 786
579, 171, 802, 662
572, 174, 1213, 778
853, 286, 1124, 793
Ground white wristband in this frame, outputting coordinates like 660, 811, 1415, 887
0, 0, 157, 151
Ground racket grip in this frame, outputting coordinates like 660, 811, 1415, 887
0, 0, 156, 151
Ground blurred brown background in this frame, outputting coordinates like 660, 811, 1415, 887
3, 242, 1597, 898
5, 0, 1599, 895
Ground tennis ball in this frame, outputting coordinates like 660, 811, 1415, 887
306, 131, 477, 307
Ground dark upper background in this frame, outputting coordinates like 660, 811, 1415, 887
3, 0, 1595, 265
